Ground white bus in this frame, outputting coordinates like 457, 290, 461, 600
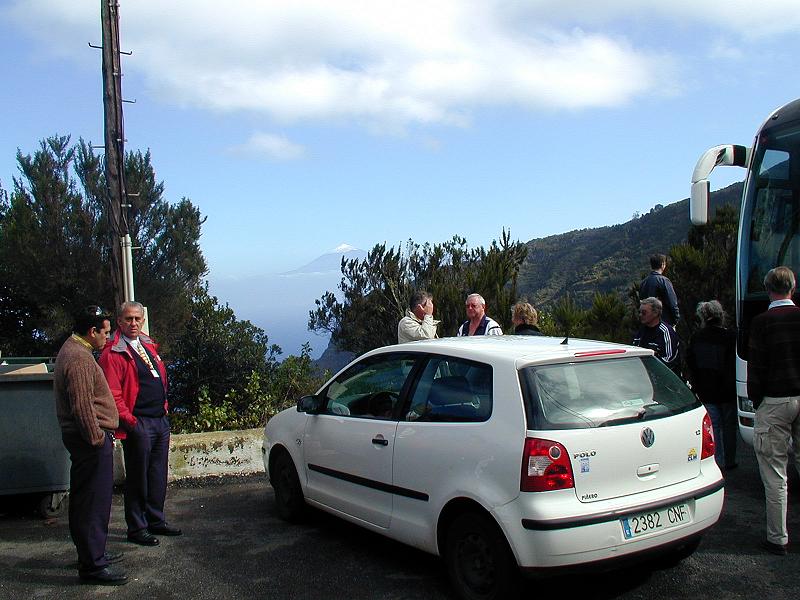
690, 98, 800, 445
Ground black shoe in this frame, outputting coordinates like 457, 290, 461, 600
79, 567, 128, 586
761, 540, 787, 556
104, 551, 124, 564
148, 523, 182, 536
127, 530, 160, 546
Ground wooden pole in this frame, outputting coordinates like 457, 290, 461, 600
100, 0, 130, 309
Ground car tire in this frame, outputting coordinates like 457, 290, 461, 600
270, 451, 305, 522
657, 536, 702, 567
445, 512, 519, 600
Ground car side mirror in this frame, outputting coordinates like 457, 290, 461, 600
297, 394, 323, 415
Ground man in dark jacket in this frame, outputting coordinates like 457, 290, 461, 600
633, 297, 680, 374
640, 254, 680, 326
457, 293, 502, 336
747, 266, 800, 556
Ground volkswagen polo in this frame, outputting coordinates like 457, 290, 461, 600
263, 336, 724, 600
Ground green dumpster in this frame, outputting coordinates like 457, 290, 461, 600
0, 364, 69, 517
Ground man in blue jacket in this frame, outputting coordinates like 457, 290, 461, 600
640, 254, 680, 326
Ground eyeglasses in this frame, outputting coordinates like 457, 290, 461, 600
85, 305, 107, 316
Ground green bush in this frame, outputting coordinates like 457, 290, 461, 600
170, 344, 330, 434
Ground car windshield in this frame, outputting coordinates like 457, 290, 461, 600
520, 356, 700, 430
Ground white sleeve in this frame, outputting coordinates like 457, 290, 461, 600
486, 319, 503, 335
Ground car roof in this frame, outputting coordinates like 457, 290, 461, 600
368, 335, 653, 367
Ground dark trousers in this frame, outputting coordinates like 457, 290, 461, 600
122, 415, 170, 533
720, 402, 739, 468
61, 430, 114, 575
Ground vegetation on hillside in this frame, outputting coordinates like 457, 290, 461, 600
517, 184, 743, 309
314, 192, 741, 357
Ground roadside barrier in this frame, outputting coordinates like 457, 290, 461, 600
113, 428, 265, 483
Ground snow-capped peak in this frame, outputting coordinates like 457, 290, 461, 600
330, 243, 357, 254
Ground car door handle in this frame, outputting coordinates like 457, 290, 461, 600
372, 436, 389, 446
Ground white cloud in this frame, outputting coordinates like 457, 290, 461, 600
231, 132, 306, 161
6, 1, 799, 131
500, 1, 800, 39
708, 40, 744, 61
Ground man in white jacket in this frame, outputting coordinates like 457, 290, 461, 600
398, 290, 439, 343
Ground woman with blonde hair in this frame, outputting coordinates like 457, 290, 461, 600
511, 301, 543, 335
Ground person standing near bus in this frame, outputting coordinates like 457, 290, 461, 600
640, 254, 681, 326
747, 266, 800, 556
687, 300, 737, 470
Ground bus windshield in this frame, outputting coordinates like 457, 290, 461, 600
738, 119, 800, 358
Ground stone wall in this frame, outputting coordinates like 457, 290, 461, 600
113, 428, 265, 483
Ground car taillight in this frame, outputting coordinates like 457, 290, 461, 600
701, 412, 715, 460
520, 437, 574, 492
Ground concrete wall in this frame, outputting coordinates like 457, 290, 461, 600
113, 428, 265, 484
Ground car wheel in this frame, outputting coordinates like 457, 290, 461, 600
445, 512, 518, 600
271, 451, 305, 522
37, 492, 67, 519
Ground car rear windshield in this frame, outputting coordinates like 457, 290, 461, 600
519, 356, 700, 430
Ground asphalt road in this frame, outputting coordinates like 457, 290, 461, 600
1, 442, 798, 600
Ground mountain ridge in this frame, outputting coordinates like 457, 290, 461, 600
517, 182, 743, 307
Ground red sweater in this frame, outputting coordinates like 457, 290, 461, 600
98, 331, 168, 439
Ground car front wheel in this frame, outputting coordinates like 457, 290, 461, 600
270, 451, 305, 522
445, 512, 518, 600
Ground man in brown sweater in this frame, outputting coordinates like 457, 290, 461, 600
54, 306, 128, 585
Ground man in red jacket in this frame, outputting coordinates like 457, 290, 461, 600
99, 301, 182, 546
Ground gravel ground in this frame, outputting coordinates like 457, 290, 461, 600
1, 442, 798, 599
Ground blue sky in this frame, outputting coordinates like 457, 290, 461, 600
2, 2, 799, 298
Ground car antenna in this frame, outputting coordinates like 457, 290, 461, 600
560, 336, 569, 345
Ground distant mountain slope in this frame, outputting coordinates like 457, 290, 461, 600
282, 243, 366, 275
518, 182, 743, 307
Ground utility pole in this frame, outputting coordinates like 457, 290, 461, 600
100, 0, 135, 309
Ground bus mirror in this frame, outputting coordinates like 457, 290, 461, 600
690, 180, 709, 225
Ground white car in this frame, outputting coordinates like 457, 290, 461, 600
263, 336, 724, 600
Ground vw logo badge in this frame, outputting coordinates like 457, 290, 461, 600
641, 427, 655, 448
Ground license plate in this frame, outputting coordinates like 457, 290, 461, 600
621, 503, 690, 539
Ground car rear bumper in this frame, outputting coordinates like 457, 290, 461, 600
519, 532, 705, 576
494, 476, 724, 568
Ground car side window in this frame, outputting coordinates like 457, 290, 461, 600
323, 354, 416, 420
406, 356, 492, 422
